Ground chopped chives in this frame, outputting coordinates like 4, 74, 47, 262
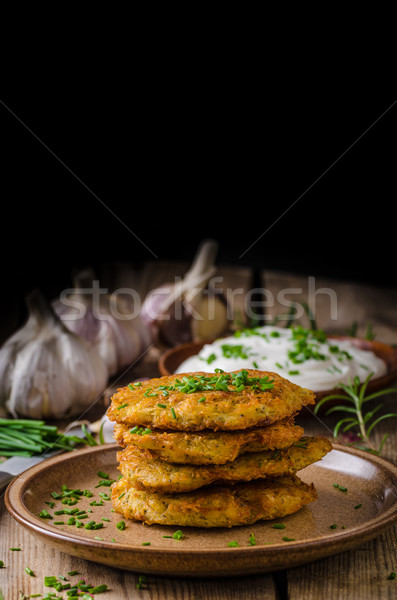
0, 561, 4, 568
388, 572, 397, 580
354, 503, 362, 509
227, 541, 239, 547
282, 536, 295, 542
116, 520, 126, 530
171, 407, 177, 419
10, 547, 21, 551
53, 521, 65, 525
248, 533, 257, 546
329, 524, 338, 529
117, 403, 128, 410
198, 396, 206, 403
157, 403, 167, 409
272, 523, 285, 529
25, 566, 35, 576
173, 530, 183, 539
67, 570, 79, 576
142, 542, 151, 546
97, 470, 109, 479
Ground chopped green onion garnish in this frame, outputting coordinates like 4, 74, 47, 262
171, 407, 177, 419
157, 403, 167, 409
282, 536, 295, 542
97, 470, 109, 479
272, 523, 286, 529
116, 520, 126, 530
173, 530, 183, 539
329, 524, 338, 529
227, 541, 239, 547
25, 566, 35, 576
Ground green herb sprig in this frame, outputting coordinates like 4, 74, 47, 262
314, 372, 397, 455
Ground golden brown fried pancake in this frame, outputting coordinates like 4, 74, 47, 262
113, 417, 304, 465
117, 435, 332, 493
111, 474, 317, 528
106, 369, 316, 431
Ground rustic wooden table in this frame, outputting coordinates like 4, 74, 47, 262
1, 264, 397, 599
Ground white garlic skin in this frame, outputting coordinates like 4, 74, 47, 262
0, 290, 109, 420
53, 283, 153, 377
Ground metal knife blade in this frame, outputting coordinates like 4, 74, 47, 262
0, 424, 90, 494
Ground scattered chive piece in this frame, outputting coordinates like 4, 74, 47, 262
338, 486, 348, 492
388, 571, 397, 580
227, 541, 239, 547
10, 548, 21, 551
118, 492, 125, 500
128, 384, 134, 391
330, 524, 338, 529
162, 535, 172, 538
53, 521, 65, 525
354, 503, 362, 509
39, 509, 53, 519
94, 536, 103, 540
272, 523, 286, 529
0, 561, 4, 568
142, 542, 151, 546
248, 533, 257, 546
25, 566, 35, 576
97, 470, 109, 479
173, 530, 183, 540
333, 483, 339, 488
129, 426, 139, 434
44, 575, 58, 586
67, 570, 79, 576
111, 538, 116, 542
136, 574, 147, 590
116, 520, 126, 530
171, 407, 177, 419
198, 396, 206, 403
282, 536, 295, 542
117, 403, 128, 410
101, 518, 110, 522
157, 403, 167, 409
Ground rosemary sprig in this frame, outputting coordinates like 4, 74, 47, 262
314, 372, 397, 455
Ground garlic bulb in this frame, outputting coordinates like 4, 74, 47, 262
52, 270, 152, 376
140, 239, 231, 346
0, 289, 109, 419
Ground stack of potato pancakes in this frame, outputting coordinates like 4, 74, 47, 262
107, 369, 332, 528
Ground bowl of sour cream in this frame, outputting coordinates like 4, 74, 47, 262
158, 325, 397, 404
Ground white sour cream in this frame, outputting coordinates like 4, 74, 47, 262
175, 326, 387, 391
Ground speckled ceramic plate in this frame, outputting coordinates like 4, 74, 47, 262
5, 443, 397, 577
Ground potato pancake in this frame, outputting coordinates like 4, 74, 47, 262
117, 435, 332, 493
106, 369, 316, 431
111, 474, 318, 528
113, 417, 304, 465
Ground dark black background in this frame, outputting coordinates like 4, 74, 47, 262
1, 63, 396, 341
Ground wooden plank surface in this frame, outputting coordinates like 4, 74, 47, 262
2, 266, 397, 599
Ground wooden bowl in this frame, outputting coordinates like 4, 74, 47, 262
158, 336, 397, 404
